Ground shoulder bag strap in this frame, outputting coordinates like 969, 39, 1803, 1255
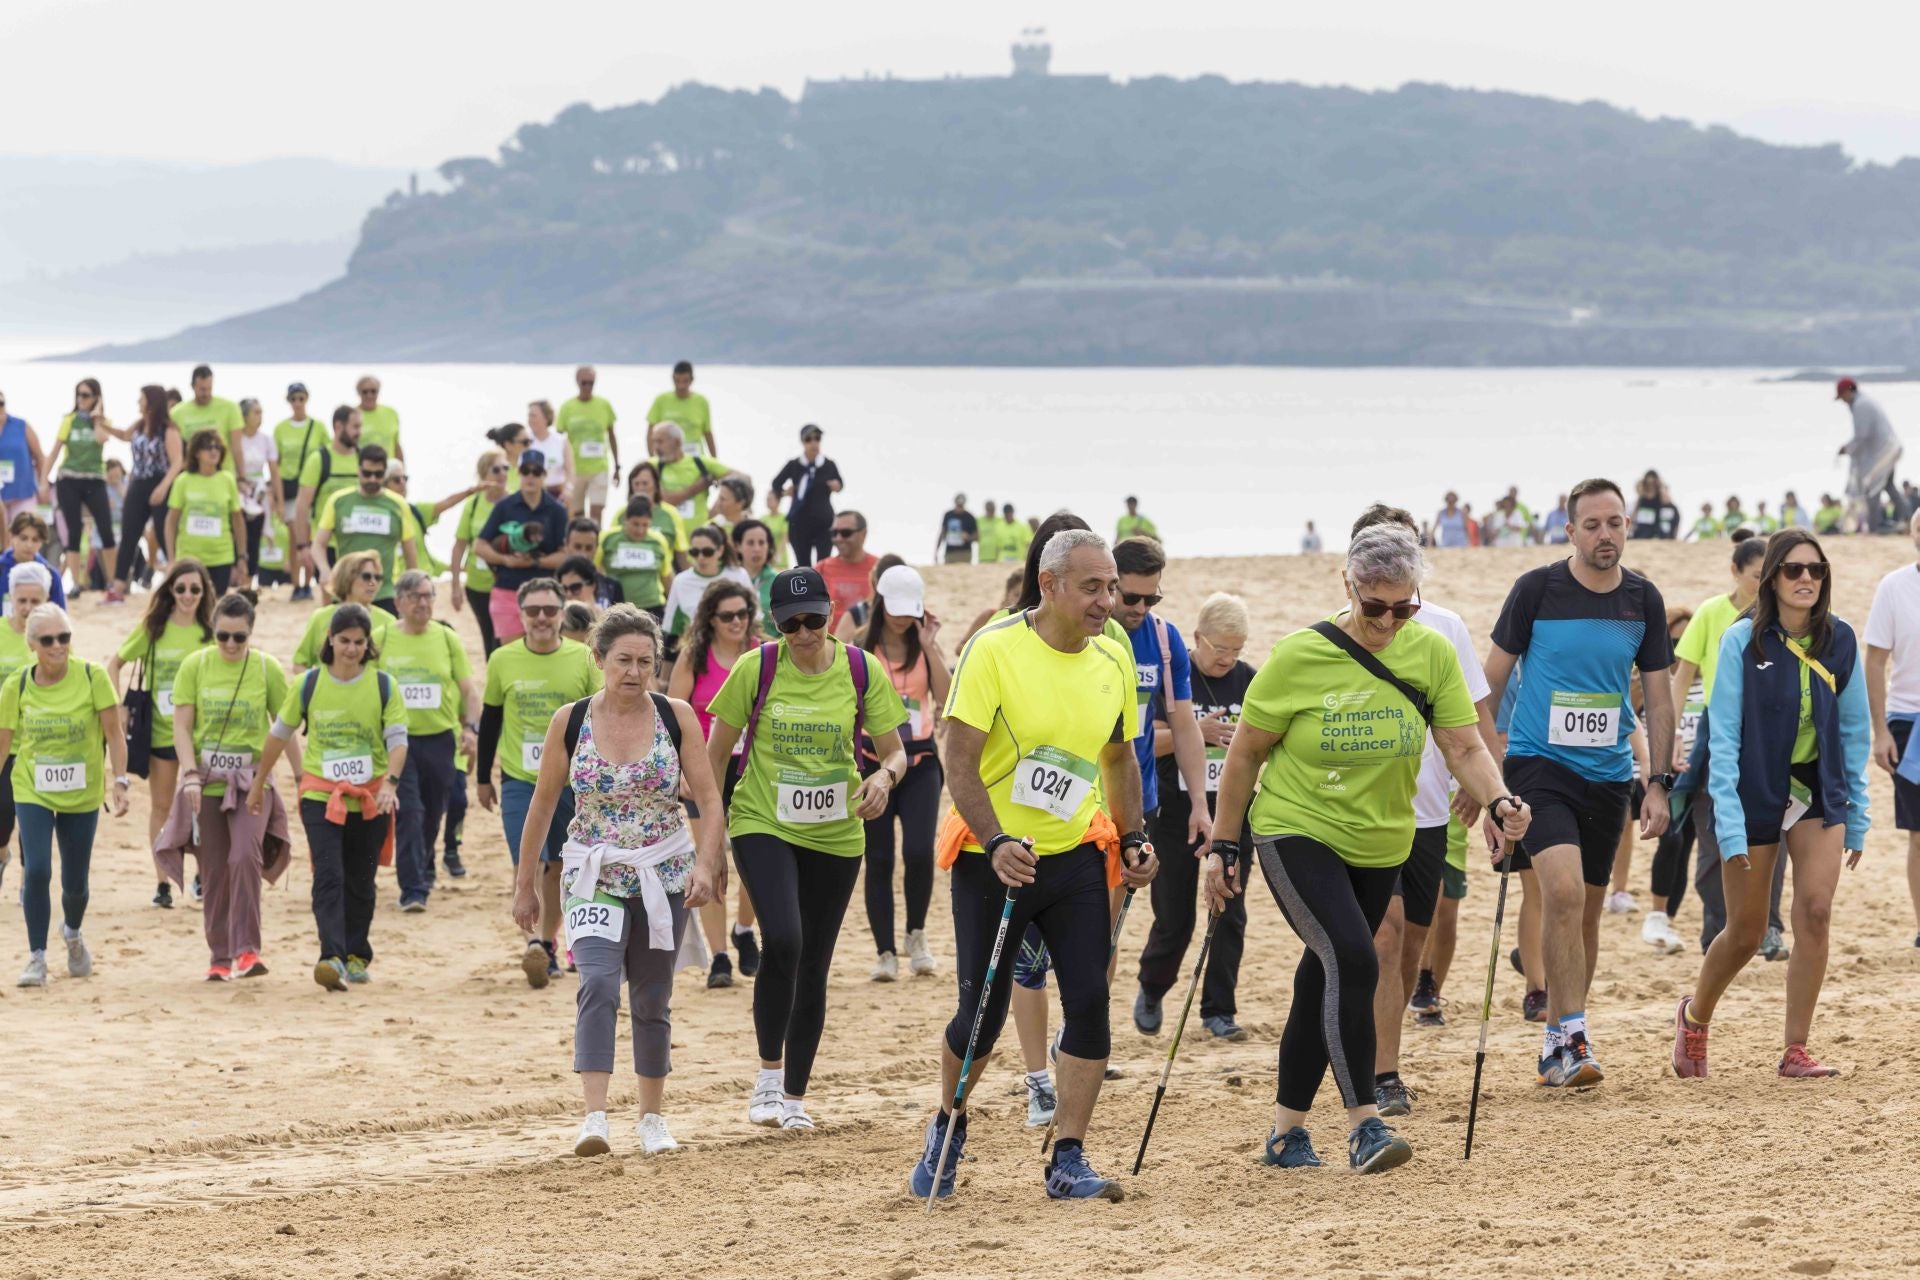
650, 691, 682, 753
1310, 620, 1433, 726
209, 651, 249, 753
1780, 632, 1838, 694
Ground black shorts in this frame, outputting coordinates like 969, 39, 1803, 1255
1392, 823, 1447, 929
1889, 719, 1920, 831
150, 745, 177, 763
1502, 754, 1632, 887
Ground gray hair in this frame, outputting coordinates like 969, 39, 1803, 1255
654, 421, 685, 447
238, 397, 261, 418
1194, 592, 1251, 641
395, 569, 432, 598
1345, 523, 1425, 589
591, 603, 665, 662
8, 562, 52, 595
1039, 528, 1110, 579
24, 602, 71, 639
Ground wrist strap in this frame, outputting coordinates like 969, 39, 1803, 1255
1490, 795, 1518, 822
984, 833, 1020, 856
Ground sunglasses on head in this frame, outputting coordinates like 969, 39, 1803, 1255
778, 613, 828, 634
523, 604, 561, 619
1120, 591, 1162, 608
215, 630, 250, 644
35, 632, 71, 648
714, 606, 752, 624
1780, 561, 1829, 582
1356, 595, 1422, 620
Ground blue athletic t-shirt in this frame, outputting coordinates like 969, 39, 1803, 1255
1129, 614, 1193, 814
1491, 560, 1670, 783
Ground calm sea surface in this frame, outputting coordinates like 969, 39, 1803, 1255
0, 349, 1892, 560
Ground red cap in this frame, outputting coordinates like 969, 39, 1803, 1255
1836, 377, 1858, 398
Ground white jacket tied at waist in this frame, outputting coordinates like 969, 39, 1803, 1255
561, 827, 695, 950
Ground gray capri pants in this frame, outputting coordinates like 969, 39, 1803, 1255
572, 890, 689, 1077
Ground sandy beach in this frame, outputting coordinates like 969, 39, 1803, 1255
4, 537, 1920, 1279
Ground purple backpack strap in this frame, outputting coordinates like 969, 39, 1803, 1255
847, 643, 870, 746
734, 641, 782, 777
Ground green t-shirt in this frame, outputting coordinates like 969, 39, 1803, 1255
0, 626, 29, 683
999, 519, 1032, 563
57, 412, 106, 477
1241, 617, 1477, 867
1815, 504, 1845, 533
600, 527, 673, 609
273, 417, 324, 490
278, 667, 409, 803
707, 639, 909, 857
557, 396, 618, 476
646, 391, 711, 454
1116, 514, 1160, 543
1788, 636, 1818, 765
762, 510, 790, 568
0, 660, 118, 813
117, 619, 214, 747
299, 443, 362, 524
976, 516, 1003, 564
378, 622, 474, 739
167, 470, 241, 567
293, 605, 392, 670
316, 488, 418, 600
172, 647, 291, 798
454, 491, 498, 593
257, 509, 293, 573
655, 454, 730, 527
1690, 517, 1722, 540
171, 397, 243, 467
358, 405, 402, 455
1675, 592, 1744, 708
482, 639, 603, 785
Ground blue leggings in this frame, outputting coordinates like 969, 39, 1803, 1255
18, 804, 98, 952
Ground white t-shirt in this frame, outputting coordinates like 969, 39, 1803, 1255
1413, 600, 1491, 827
1865, 562, 1920, 713
529, 431, 571, 492
236, 431, 279, 516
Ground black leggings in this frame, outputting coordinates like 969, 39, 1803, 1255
55, 476, 115, 553
1257, 834, 1399, 1112
861, 756, 942, 955
945, 843, 1113, 1064
466, 586, 499, 655
114, 473, 170, 584
207, 563, 233, 594
1650, 808, 1693, 918
1138, 795, 1248, 1018
787, 518, 833, 568
732, 833, 862, 1097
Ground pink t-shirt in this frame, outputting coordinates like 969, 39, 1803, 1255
690, 648, 735, 741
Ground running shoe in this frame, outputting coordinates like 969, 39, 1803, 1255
1044, 1144, 1123, 1201
734, 927, 761, 977
102, 590, 127, 606
708, 953, 733, 989
65, 933, 92, 977
1408, 968, 1440, 1014
444, 850, 468, 879
1202, 1014, 1247, 1042
1672, 997, 1709, 1079
1604, 890, 1636, 915
1779, 1044, 1840, 1079
1414, 1003, 1447, 1029
748, 1071, 785, 1126
637, 1112, 680, 1153
1522, 989, 1548, 1022
906, 928, 935, 976
206, 964, 232, 982
780, 1102, 815, 1130
189, 875, 203, 903
1258, 1126, 1322, 1169
344, 956, 371, 984
907, 1110, 966, 1200
1642, 911, 1685, 955
17, 951, 46, 987
1134, 986, 1164, 1035
1537, 1047, 1570, 1087
1374, 1078, 1415, 1117
522, 940, 552, 989
544, 940, 562, 979
1025, 1074, 1057, 1127
1761, 926, 1790, 962
153, 881, 173, 909
314, 957, 348, 992
871, 951, 899, 982
564, 948, 576, 974
574, 1111, 611, 1157
1561, 1033, 1604, 1087
1508, 946, 1524, 977
400, 896, 427, 913
233, 951, 268, 978
1347, 1118, 1413, 1173
290, 586, 314, 603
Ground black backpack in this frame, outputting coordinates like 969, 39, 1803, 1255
563, 691, 681, 759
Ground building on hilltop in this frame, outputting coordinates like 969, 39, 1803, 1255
803, 30, 1107, 98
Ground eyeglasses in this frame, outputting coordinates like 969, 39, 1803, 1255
489, 464, 510, 475
514, 437, 532, 449
1196, 634, 1245, 660
35, 632, 71, 648
1120, 591, 1163, 608
778, 613, 828, 634
76, 390, 95, 399
562, 579, 593, 595
1780, 562, 1830, 582
522, 604, 561, 619
173, 581, 204, 595
358, 572, 383, 584
215, 630, 250, 644
689, 545, 719, 558
400, 589, 433, 601
714, 607, 752, 624
830, 528, 858, 539
1356, 595, 1423, 620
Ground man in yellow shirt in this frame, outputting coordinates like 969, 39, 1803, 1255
354, 376, 403, 461
171, 365, 243, 473
647, 360, 718, 458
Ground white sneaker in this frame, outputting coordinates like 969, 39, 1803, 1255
780, 1100, 815, 1130
870, 951, 898, 982
17, 951, 47, 987
65, 932, 93, 978
907, 928, 936, 976
1642, 911, 1684, 955
1605, 890, 1636, 915
1025, 1073, 1058, 1127
748, 1070, 785, 1126
636, 1112, 679, 1154
575, 1111, 611, 1156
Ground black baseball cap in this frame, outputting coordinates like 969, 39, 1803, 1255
799, 424, 823, 441
770, 568, 831, 627
520, 449, 548, 474
287, 382, 308, 397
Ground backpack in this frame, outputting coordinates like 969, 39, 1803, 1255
299, 667, 395, 724
563, 691, 681, 759
734, 641, 869, 778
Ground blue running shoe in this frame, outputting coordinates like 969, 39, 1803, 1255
1537, 1046, 1570, 1087
1560, 1033, 1605, 1087
907, 1110, 966, 1200
1045, 1144, 1124, 1201
1258, 1126, 1322, 1168
1347, 1117, 1413, 1173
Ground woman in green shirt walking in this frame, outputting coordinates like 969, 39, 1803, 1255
166, 430, 247, 594
43, 378, 127, 600
0, 563, 50, 897
731, 518, 779, 620
451, 448, 510, 655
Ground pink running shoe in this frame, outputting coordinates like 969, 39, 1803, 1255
1778, 1044, 1839, 1078
1672, 997, 1709, 1079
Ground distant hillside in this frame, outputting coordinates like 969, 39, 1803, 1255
68, 76, 1920, 366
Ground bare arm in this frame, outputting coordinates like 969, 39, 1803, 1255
672, 699, 726, 907
164, 507, 181, 562
1637, 664, 1676, 838
665, 652, 696, 701
1868, 645, 1898, 773
152, 427, 184, 506
511, 708, 573, 924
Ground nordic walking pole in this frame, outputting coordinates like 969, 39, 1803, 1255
1464, 840, 1515, 1161
926, 867, 1023, 1214
1042, 876, 1141, 1156
1132, 843, 1233, 1175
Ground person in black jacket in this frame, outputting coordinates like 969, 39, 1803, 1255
769, 424, 841, 567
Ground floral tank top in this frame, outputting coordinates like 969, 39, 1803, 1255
564, 697, 691, 898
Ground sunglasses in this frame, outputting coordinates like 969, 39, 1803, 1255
522, 468, 546, 477
76, 390, 95, 399
359, 572, 383, 584
215, 630, 250, 644
360, 470, 385, 480
35, 632, 71, 648
562, 579, 593, 594
714, 607, 752, 624
489, 464, 510, 475
830, 528, 858, 539
1779, 562, 1830, 582
172, 581, 204, 595
778, 613, 828, 634
523, 604, 561, 619
1356, 595, 1422, 620
1120, 591, 1163, 608
689, 546, 721, 559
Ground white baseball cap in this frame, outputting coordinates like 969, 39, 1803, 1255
876, 565, 925, 619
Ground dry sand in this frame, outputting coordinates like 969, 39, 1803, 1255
4, 540, 1920, 1279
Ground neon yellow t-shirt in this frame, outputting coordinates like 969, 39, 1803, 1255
116, 619, 214, 747
557, 396, 617, 476
273, 417, 324, 490
647, 392, 711, 454
170, 397, 242, 468
167, 471, 241, 567
377, 623, 473, 739
279, 667, 409, 803
358, 405, 401, 455
172, 647, 291, 798
0, 659, 118, 813
481, 639, 602, 785
293, 605, 391, 671
0, 626, 29, 682
655, 454, 731, 528
299, 442, 362, 521
1674, 593, 1743, 708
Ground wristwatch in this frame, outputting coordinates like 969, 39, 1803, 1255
114, 774, 131, 788
1646, 772, 1678, 791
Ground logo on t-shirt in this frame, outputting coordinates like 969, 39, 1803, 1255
1321, 769, 1347, 792
1323, 690, 1372, 711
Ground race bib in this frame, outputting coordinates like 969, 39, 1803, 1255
521, 736, 545, 772
401, 682, 441, 710
0, 462, 15, 485
904, 696, 928, 740
205, 748, 254, 773
1548, 691, 1619, 748
565, 893, 626, 944
33, 758, 84, 793
259, 540, 286, 567
1010, 745, 1097, 820
576, 440, 607, 459
776, 769, 847, 824
156, 687, 176, 717
185, 513, 222, 538
677, 499, 696, 520
321, 752, 373, 784
1678, 699, 1705, 748
610, 545, 657, 572
684, 441, 706, 458
1179, 747, 1227, 794
1783, 778, 1812, 833
342, 509, 392, 536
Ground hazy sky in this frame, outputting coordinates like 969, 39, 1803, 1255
11, 0, 1920, 169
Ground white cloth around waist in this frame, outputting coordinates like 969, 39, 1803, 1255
560, 828, 695, 950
